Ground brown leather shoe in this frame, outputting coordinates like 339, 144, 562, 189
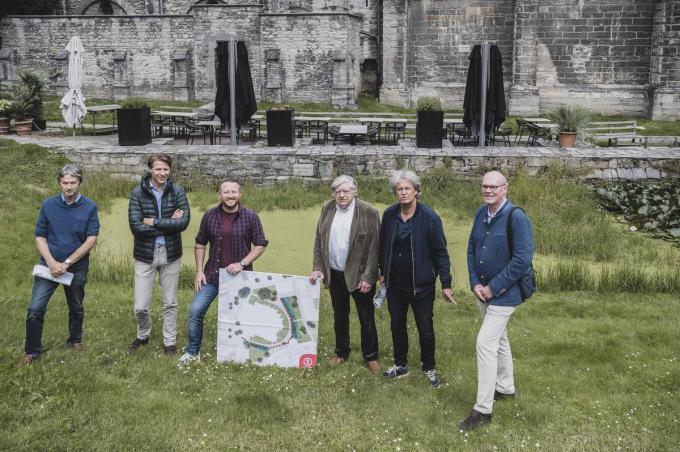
328, 355, 345, 365
18, 354, 36, 366
366, 360, 381, 374
70, 342, 85, 352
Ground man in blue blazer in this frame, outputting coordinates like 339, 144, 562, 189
459, 171, 534, 431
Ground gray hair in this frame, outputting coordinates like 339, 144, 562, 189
330, 175, 357, 192
58, 164, 83, 183
390, 170, 421, 199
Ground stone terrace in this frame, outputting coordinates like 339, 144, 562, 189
5, 134, 679, 183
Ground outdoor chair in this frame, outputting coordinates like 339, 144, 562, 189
328, 125, 341, 144
365, 125, 379, 145
307, 120, 328, 144
383, 122, 405, 145
239, 119, 259, 142
171, 116, 187, 138
515, 118, 532, 144
185, 120, 209, 145
526, 123, 551, 146
488, 127, 513, 147
362, 121, 382, 143
151, 114, 170, 137
453, 125, 478, 146
294, 120, 308, 138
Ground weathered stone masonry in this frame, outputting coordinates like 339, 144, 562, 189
0, 0, 678, 117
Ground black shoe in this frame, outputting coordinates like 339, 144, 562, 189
163, 344, 177, 357
458, 409, 492, 431
494, 390, 515, 401
127, 337, 149, 353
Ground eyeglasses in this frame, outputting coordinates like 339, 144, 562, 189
481, 184, 506, 191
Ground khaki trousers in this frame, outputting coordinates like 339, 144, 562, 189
134, 245, 181, 346
474, 302, 517, 414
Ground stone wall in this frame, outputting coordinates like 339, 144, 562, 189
650, 0, 680, 119
59, 145, 680, 184
259, 12, 362, 105
0, 15, 194, 100
536, 0, 656, 116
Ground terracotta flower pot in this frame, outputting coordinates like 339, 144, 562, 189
0, 116, 9, 134
558, 131, 577, 148
14, 119, 33, 136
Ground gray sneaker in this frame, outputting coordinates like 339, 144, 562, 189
424, 369, 441, 388
383, 365, 409, 379
178, 352, 200, 366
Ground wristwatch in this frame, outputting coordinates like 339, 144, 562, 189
65, 258, 72, 266
240, 260, 247, 268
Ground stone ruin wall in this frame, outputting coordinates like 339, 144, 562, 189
0, 0, 678, 117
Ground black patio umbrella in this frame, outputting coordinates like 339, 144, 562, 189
214, 41, 257, 128
463, 44, 506, 137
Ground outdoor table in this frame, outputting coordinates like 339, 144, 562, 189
358, 117, 408, 124
196, 119, 223, 144
524, 117, 550, 123
296, 116, 331, 122
444, 118, 464, 125
338, 124, 368, 146
152, 111, 198, 119
86, 104, 121, 135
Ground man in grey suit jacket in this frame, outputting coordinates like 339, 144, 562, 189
309, 175, 381, 373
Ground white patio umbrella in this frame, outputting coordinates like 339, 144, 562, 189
60, 36, 87, 136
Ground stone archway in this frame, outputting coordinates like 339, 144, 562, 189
76, 0, 127, 15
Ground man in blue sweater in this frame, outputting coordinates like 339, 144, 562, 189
459, 170, 534, 431
379, 171, 456, 388
20, 164, 100, 365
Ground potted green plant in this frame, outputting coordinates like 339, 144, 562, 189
416, 96, 443, 148
266, 104, 295, 147
548, 105, 591, 148
10, 100, 34, 135
117, 97, 152, 146
14, 70, 46, 131
0, 99, 12, 134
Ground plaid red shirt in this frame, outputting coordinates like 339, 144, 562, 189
195, 203, 268, 285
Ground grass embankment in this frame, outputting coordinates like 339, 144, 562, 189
1, 140, 679, 450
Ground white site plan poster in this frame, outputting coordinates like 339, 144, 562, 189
217, 270, 320, 368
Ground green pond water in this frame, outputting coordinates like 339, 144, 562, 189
96, 198, 472, 289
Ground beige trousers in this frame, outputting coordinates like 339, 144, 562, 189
134, 245, 181, 346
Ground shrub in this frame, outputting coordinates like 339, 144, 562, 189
11, 70, 46, 120
0, 99, 12, 116
416, 96, 442, 111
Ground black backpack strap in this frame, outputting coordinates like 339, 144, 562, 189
506, 206, 523, 256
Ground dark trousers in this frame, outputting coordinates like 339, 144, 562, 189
387, 287, 436, 371
25, 267, 89, 357
329, 269, 379, 361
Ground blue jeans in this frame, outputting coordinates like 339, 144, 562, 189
25, 267, 89, 357
186, 282, 219, 355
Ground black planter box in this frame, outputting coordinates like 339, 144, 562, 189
266, 109, 295, 147
117, 107, 151, 146
32, 118, 47, 131
416, 110, 444, 148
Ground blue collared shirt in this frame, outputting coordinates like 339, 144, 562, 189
61, 193, 82, 205
150, 182, 166, 246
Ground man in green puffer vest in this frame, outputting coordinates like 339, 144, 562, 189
127, 153, 190, 357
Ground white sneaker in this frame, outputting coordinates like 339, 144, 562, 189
178, 352, 200, 366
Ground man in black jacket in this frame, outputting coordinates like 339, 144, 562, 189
379, 171, 456, 388
128, 154, 190, 356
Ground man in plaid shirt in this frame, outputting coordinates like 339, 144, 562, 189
178, 178, 268, 365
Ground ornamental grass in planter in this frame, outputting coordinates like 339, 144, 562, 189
117, 97, 151, 146
549, 105, 591, 148
416, 96, 444, 148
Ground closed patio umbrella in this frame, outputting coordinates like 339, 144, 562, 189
60, 36, 87, 135
214, 41, 257, 128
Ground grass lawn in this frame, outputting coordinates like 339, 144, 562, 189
1, 140, 679, 450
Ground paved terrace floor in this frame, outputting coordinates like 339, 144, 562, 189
4, 132, 680, 182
